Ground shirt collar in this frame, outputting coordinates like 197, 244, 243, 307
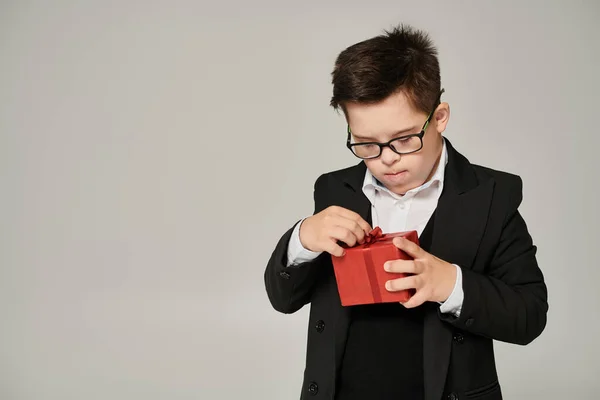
362, 138, 449, 203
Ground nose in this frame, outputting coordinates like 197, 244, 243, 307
380, 146, 400, 166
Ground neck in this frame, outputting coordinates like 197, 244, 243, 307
425, 138, 444, 184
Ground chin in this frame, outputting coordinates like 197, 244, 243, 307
381, 174, 426, 195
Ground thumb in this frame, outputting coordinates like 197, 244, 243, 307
392, 236, 422, 258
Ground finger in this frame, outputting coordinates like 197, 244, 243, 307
354, 216, 372, 235
330, 206, 372, 232
383, 259, 418, 274
328, 226, 360, 248
392, 236, 424, 258
332, 217, 368, 244
400, 290, 428, 309
324, 240, 346, 257
385, 275, 419, 292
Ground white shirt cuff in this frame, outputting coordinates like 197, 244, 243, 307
286, 218, 322, 267
438, 264, 463, 317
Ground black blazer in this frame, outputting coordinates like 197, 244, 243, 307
264, 138, 548, 400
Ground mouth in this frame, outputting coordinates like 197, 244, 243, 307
385, 170, 407, 176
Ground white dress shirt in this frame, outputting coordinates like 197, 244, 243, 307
286, 138, 463, 316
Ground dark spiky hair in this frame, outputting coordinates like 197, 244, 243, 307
330, 24, 441, 114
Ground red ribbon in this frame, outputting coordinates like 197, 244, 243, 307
363, 226, 383, 244
363, 226, 384, 302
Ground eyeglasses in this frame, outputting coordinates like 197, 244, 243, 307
346, 89, 445, 160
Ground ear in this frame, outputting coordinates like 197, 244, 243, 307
434, 102, 450, 133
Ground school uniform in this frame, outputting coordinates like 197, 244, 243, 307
264, 138, 548, 400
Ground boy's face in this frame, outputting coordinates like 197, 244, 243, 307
345, 90, 450, 196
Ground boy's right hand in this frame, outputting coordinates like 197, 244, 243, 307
299, 206, 372, 257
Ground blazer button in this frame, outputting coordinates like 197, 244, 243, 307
465, 318, 474, 327
315, 320, 325, 333
447, 393, 459, 400
308, 381, 319, 395
279, 271, 291, 280
453, 333, 465, 344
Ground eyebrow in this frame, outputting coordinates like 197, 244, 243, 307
351, 126, 420, 141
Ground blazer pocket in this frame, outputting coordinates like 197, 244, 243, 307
464, 380, 500, 398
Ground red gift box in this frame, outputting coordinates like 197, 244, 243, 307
331, 227, 418, 306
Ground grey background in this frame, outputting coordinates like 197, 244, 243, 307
1, 1, 598, 399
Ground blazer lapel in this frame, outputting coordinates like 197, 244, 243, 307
423, 138, 495, 400
340, 161, 372, 224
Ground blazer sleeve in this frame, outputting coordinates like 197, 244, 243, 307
264, 174, 330, 314
438, 176, 549, 345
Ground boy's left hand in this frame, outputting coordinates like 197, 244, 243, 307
384, 236, 457, 308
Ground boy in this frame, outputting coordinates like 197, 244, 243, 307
264, 24, 548, 400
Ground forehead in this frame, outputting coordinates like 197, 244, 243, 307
345, 90, 425, 138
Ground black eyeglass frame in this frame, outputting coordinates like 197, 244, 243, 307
346, 88, 445, 159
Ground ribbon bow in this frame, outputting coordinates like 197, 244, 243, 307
364, 226, 384, 245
